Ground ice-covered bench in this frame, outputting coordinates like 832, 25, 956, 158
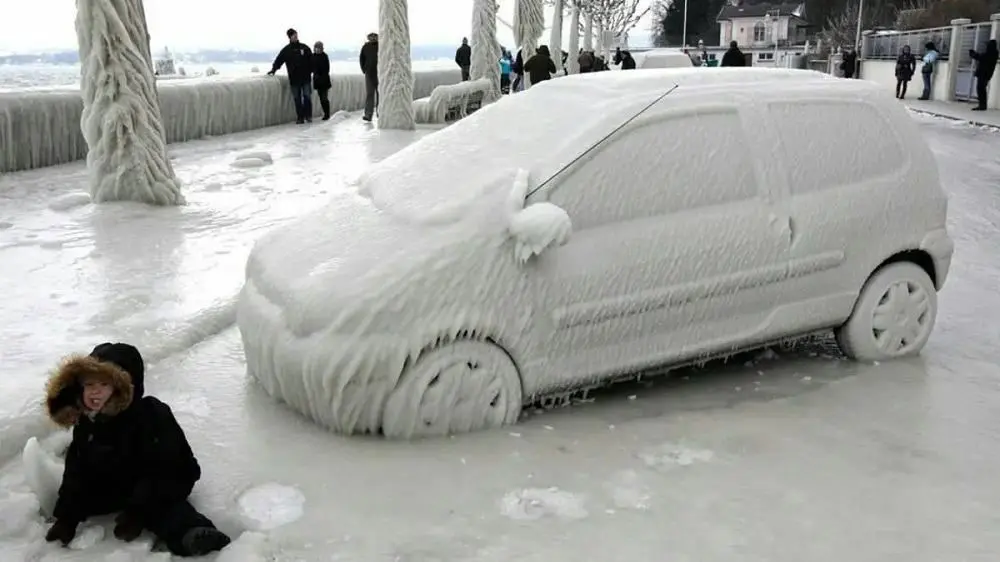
413, 78, 494, 124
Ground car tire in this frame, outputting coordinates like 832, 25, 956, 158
381, 340, 523, 438
836, 261, 938, 362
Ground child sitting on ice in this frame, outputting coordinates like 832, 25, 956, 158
43, 342, 231, 556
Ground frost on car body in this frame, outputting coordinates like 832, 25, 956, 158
237, 68, 952, 438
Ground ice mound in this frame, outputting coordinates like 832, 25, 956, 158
205, 66, 218, 77
0, 221, 12, 229
499, 487, 588, 521
638, 442, 715, 470
237, 483, 306, 531
48, 192, 91, 211
22, 436, 65, 517
413, 78, 494, 124
69, 522, 106, 550
0, 492, 41, 539
231, 151, 274, 169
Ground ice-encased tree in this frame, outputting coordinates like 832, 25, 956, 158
378, 0, 416, 130
514, 0, 545, 87
549, 0, 564, 74
583, 8, 594, 50
76, 0, 183, 206
470, 0, 502, 102
567, 2, 581, 73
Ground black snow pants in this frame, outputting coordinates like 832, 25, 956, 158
86, 495, 217, 555
317, 87, 331, 119
364, 74, 379, 120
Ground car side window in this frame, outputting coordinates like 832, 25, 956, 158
547, 110, 758, 230
768, 101, 907, 194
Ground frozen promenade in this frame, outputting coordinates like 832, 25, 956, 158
1, 111, 1000, 561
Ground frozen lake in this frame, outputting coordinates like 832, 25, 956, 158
0, 112, 998, 560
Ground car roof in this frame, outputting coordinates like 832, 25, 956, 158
362, 69, 881, 213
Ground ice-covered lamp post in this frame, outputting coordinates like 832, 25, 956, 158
514, 0, 545, 87
76, 0, 183, 206
378, 0, 416, 130
471, 0, 502, 102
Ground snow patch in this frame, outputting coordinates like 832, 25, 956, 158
499, 487, 588, 521
216, 531, 271, 561
0, 492, 41, 539
22, 436, 64, 517
605, 469, 652, 510
0, 221, 13, 229
237, 483, 306, 531
47, 192, 91, 211
638, 443, 715, 470
69, 522, 106, 550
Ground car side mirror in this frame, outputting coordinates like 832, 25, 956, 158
508, 202, 572, 263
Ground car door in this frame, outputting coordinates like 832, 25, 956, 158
761, 97, 913, 331
517, 99, 792, 392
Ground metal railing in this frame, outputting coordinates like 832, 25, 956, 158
863, 26, 952, 60
954, 22, 992, 68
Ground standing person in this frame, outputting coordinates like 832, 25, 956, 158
499, 51, 512, 94
917, 41, 939, 101
620, 50, 636, 70
894, 45, 916, 99
312, 41, 332, 120
359, 32, 379, 122
43, 343, 231, 557
511, 48, 524, 92
267, 28, 313, 124
456, 37, 472, 81
841, 47, 858, 78
969, 39, 999, 111
523, 45, 556, 85
577, 49, 594, 73
721, 41, 745, 67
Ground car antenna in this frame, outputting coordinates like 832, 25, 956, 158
527, 83, 680, 198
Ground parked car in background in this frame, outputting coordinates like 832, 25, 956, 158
237, 68, 952, 440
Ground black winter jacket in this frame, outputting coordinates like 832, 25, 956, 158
972, 41, 999, 81
456, 44, 471, 67
271, 41, 313, 86
313, 52, 331, 90
721, 47, 745, 67
524, 46, 557, 84
360, 40, 379, 78
47, 343, 201, 523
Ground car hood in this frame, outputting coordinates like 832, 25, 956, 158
244, 193, 509, 338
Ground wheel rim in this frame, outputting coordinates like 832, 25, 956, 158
870, 279, 932, 355
384, 342, 521, 438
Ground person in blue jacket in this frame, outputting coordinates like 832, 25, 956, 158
499, 50, 512, 94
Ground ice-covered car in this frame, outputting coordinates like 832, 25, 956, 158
237, 68, 952, 439
627, 48, 695, 69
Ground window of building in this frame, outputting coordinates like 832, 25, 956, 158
753, 22, 767, 42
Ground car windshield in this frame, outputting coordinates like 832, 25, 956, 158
360, 82, 675, 222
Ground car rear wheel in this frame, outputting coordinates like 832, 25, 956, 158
382, 340, 523, 438
836, 262, 937, 362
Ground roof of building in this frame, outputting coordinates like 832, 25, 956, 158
717, 1, 806, 22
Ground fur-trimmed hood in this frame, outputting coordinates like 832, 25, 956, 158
45, 343, 145, 428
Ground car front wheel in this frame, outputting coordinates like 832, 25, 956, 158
836, 261, 938, 362
382, 340, 523, 438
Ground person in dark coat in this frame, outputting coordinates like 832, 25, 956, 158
512, 48, 524, 91
312, 41, 332, 120
720, 41, 745, 67
523, 45, 557, 85
841, 47, 858, 78
620, 51, 636, 70
359, 32, 379, 122
970, 39, 999, 111
455, 37, 472, 81
578, 49, 594, 73
44, 343, 230, 557
268, 28, 314, 124
894, 45, 916, 99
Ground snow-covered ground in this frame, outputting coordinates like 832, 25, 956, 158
1, 111, 999, 560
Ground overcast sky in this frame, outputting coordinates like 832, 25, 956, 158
2, 0, 653, 53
